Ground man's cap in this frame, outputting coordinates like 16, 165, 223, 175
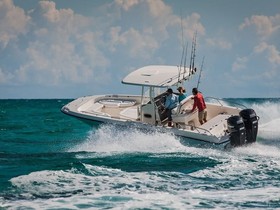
166, 88, 173, 93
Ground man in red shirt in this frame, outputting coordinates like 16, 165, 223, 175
190, 88, 207, 125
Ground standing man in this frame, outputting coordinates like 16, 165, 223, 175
190, 88, 207, 125
164, 88, 179, 127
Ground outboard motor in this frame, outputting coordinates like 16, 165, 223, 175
227, 116, 246, 147
239, 109, 258, 143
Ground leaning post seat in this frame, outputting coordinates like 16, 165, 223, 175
172, 96, 193, 115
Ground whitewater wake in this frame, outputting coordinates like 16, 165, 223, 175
67, 98, 280, 157
69, 125, 187, 154
251, 100, 280, 140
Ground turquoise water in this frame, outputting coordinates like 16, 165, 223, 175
1, 98, 280, 209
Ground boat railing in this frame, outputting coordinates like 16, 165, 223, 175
205, 97, 247, 109
194, 126, 215, 136
176, 123, 215, 136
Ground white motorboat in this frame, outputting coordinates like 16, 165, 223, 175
61, 65, 259, 149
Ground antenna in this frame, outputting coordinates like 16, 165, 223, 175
197, 56, 205, 89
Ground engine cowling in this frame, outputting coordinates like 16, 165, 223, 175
227, 115, 246, 147
239, 109, 258, 143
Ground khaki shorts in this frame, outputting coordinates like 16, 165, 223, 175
198, 109, 207, 121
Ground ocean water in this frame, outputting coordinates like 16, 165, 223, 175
0, 98, 280, 209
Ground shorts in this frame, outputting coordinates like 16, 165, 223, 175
198, 109, 207, 121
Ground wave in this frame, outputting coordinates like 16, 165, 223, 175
69, 124, 187, 154
250, 100, 280, 140
6, 145, 280, 209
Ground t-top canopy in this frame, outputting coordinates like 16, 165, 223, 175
122, 65, 192, 87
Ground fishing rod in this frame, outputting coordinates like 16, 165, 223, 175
189, 39, 194, 76
178, 44, 186, 84
178, 43, 188, 84
178, 13, 187, 84
183, 43, 188, 78
191, 31, 197, 74
189, 31, 197, 76
178, 14, 184, 84
197, 56, 205, 89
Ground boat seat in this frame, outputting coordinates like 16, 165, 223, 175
119, 107, 139, 120
172, 110, 199, 128
89, 102, 104, 112
172, 96, 193, 114
98, 99, 136, 108
78, 101, 104, 113
80, 102, 111, 117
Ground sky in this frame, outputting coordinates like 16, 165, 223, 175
0, 0, 279, 99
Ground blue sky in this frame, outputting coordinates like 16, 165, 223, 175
0, 0, 279, 99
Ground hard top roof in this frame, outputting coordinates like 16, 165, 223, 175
122, 65, 192, 87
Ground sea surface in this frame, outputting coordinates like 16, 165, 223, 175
0, 98, 280, 209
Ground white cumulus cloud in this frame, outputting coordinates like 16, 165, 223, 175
206, 38, 232, 50
232, 56, 248, 72
0, 0, 30, 49
239, 14, 280, 39
254, 42, 280, 65
115, 0, 140, 11
0, 0, 110, 86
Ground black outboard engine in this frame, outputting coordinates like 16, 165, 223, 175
239, 109, 258, 143
227, 116, 246, 147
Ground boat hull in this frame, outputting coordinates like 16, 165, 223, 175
61, 106, 231, 149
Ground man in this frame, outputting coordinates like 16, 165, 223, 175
164, 88, 179, 127
190, 88, 207, 125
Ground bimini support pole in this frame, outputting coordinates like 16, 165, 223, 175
141, 86, 144, 105
140, 86, 145, 122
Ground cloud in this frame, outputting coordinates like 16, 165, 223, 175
181, 13, 205, 39
239, 14, 280, 39
0, 0, 30, 49
109, 0, 174, 56
108, 0, 204, 60
0, 0, 205, 91
147, 0, 172, 18
115, 0, 140, 11
0, 67, 13, 83
254, 42, 280, 68
109, 27, 158, 59
238, 14, 280, 79
206, 38, 232, 50
232, 56, 248, 72
0, 0, 110, 86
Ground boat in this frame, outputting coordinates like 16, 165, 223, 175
61, 65, 259, 149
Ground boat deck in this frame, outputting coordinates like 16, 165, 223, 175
79, 97, 141, 121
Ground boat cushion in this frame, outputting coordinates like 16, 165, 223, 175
120, 107, 139, 120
